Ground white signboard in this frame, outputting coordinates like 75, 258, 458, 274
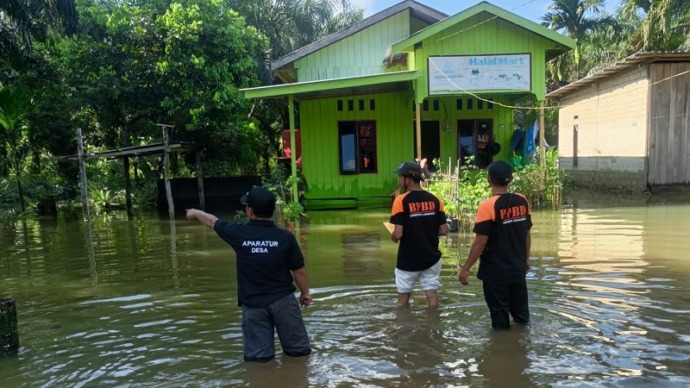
428, 54, 531, 95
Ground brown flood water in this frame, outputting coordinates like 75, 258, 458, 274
1, 192, 690, 387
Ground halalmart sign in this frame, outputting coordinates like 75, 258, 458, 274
428, 54, 531, 95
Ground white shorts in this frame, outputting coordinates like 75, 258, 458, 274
395, 259, 442, 293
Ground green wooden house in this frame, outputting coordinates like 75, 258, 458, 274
242, 0, 574, 209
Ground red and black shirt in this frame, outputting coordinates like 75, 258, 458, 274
473, 193, 532, 283
390, 190, 447, 271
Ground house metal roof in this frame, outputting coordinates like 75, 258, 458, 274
242, 70, 419, 100
547, 51, 690, 100
391, 1, 575, 55
271, 0, 447, 71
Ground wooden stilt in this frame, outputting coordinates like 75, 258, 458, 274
0, 299, 19, 355
159, 124, 175, 218
123, 156, 132, 215
195, 151, 205, 210
76, 128, 90, 220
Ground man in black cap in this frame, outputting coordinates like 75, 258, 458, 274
458, 160, 532, 329
186, 186, 312, 362
390, 161, 448, 308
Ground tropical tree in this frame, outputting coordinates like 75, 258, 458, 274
227, 0, 363, 170
620, 0, 690, 51
541, 0, 612, 83
0, 85, 32, 211
51, 0, 268, 175
0, 0, 77, 70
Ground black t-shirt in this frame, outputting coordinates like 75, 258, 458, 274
389, 190, 447, 271
473, 193, 532, 283
214, 219, 304, 308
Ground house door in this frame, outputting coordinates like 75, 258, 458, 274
457, 119, 493, 168
412, 121, 440, 171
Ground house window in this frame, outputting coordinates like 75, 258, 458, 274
369, 99, 376, 111
338, 121, 377, 174
359, 99, 365, 111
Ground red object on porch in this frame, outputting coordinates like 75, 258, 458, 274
282, 129, 301, 158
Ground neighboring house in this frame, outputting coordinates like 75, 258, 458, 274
242, 0, 574, 209
548, 52, 690, 193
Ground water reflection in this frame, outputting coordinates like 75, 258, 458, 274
1, 199, 690, 386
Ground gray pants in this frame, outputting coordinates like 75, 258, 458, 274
241, 293, 311, 362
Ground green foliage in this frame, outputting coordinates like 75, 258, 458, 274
427, 150, 569, 230
426, 158, 491, 226
261, 163, 305, 223
510, 148, 572, 207
53, 0, 269, 174
88, 183, 126, 212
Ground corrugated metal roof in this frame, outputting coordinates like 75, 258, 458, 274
547, 51, 690, 99
271, 0, 447, 71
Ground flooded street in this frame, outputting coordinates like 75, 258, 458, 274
1, 194, 690, 386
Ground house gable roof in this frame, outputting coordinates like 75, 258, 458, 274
391, 1, 574, 54
548, 51, 690, 100
271, 0, 447, 71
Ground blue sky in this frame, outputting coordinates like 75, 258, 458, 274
351, 0, 621, 24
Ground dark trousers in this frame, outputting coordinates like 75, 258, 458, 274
482, 280, 530, 329
241, 294, 311, 362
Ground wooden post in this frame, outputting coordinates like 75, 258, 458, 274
0, 299, 19, 355
415, 101, 422, 161
539, 100, 546, 190
76, 128, 90, 220
195, 151, 205, 210
159, 124, 175, 219
288, 95, 298, 205
123, 157, 132, 215
539, 100, 546, 168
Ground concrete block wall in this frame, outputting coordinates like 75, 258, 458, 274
560, 156, 648, 192
558, 66, 649, 159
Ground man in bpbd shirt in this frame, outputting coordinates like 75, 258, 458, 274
186, 186, 312, 362
390, 161, 449, 308
458, 160, 532, 329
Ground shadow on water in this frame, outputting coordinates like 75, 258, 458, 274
1, 195, 690, 386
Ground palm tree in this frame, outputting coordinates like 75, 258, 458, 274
0, 0, 78, 69
620, 0, 690, 51
541, 0, 611, 82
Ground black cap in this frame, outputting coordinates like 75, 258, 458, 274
487, 160, 513, 185
240, 187, 276, 214
394, 161, 425, 181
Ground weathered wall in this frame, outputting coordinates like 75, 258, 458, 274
557, 66, 650, 192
